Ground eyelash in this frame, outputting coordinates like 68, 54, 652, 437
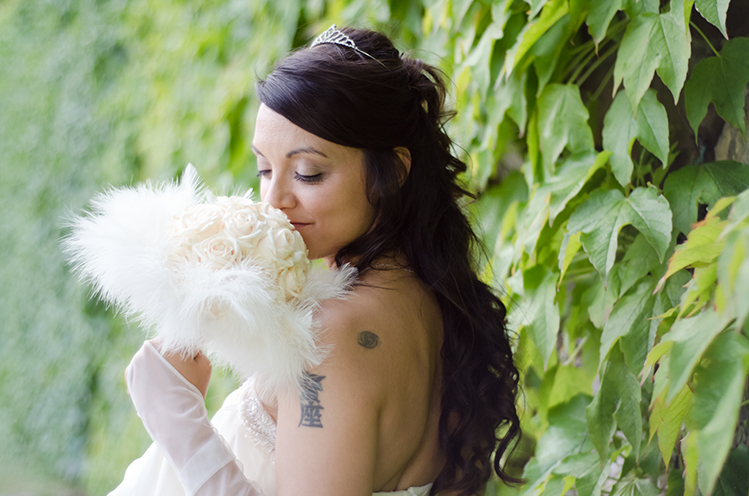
295, 172, 323, 184
255, 170, 324, 184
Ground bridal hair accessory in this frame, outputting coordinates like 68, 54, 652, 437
311, 24, 377, 61
63, 165, 357, 399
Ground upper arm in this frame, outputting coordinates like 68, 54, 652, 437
273, 307, 384, 496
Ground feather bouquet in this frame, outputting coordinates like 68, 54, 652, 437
63, 165, 356, 399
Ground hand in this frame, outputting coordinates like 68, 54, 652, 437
150, 339, 212, 398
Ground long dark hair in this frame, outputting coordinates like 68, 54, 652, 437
257, 26, 521, 496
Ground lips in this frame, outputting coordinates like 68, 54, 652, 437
290, 222, 311, 230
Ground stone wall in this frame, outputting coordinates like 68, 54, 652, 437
714, 86, 749, 165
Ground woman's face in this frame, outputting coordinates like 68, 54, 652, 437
252, 104, 375, 265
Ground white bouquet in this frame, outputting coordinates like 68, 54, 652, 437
63, 165, 356, 398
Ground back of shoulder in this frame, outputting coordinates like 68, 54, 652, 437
314, 277, 441, 384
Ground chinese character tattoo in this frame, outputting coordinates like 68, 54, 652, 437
299, 372, 326, 428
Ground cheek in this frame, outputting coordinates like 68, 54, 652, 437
343, 190, 375, 237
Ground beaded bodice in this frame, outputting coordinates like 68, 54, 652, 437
238, 377, 277, 457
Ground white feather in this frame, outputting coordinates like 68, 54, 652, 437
62, 165, 357, 398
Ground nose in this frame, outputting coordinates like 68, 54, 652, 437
261, 176, 296, 211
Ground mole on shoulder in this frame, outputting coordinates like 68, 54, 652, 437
357, 330, 380, 349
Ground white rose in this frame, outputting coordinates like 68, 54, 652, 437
290, 230, 308, 263
257, 202, 293, 230
167, 242, 193, 266
192, 232, 241, 270
255, 226, 307, 269
277, 264, 308, 300
272, 229, 298, 260
176, 204, 224, 240
223, 206, 267, 254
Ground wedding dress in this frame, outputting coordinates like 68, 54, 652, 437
109, 342, 433, 496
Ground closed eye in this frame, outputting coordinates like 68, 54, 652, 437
256, 170, 271, 179
295, 172, 323, 184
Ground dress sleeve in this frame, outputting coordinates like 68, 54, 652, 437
126, 341, 264, 496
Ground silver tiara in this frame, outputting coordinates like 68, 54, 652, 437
311, 24, 377, 61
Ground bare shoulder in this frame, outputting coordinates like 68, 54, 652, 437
318, 271, 441, 353
312, 270, 443, 394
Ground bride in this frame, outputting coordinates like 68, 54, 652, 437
112, 25, 521, 496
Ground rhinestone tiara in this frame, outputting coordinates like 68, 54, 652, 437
310, 24, 377, 61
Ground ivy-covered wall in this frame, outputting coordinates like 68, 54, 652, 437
1, 0, 748, 495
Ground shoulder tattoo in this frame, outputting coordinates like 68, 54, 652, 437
299, 372, 325, 428
357, 330, 380, 349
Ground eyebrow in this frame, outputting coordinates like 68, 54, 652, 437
250, 144, 328, 159
250, 144, 265, 157
287, 147, 328, 158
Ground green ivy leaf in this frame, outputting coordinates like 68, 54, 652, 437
544, 474, 577, 496
503, 0, 568, 77
713, 446, 749, 496
573, 0, 657, 44
473, 173, 528, 257
451, 0, 478, 27
722, 188, 749, 234
548, 364, 595, 409
509, 265, 560, 368
530, 0, 549, 19
518, 188, 552, 257
584, 270, 621, 328
692, 332, 749, 495
567, 186, 672, 278
552, 451, 610, 496
663, 160, 749, 236
603, 89, 670, 187
661, 308, 731, 403
694, 0, 730, 39
523, 395, 592, 493
544, 150, 609, 224
622, 0, 659, 17
537, 83, 595, 173
685, 37, 749, 139
504, 70, 529, 130
558, 231, 582, 285
611, 358, 643, 460
600, 278, 656, 370
613, 9, 690, 111
678, 264, 717, 317
667, 471, 686, 496
649, 385, 692, 467
656, 213, 727, 291
718, 226, 749, 329
682, 432, 699, 496
586, 345, 642, 462
576, 461, 612, 496
585, 0, 623, 44
585, 373, 617, 461
618, 234, 661, 296
463, 17, 506, 99
611, 474, 661, 496
532, 14, 571, 96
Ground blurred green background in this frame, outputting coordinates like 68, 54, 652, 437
0, 0, 401, 493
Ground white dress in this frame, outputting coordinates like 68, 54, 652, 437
109, 342, 432, 496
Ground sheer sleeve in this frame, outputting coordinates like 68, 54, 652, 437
126, 341, 264, 496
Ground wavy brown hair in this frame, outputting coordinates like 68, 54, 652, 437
256, 26, 521, 496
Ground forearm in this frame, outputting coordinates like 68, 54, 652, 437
126, 341, 263, 496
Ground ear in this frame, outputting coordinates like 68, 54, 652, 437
394, 147, 411, 187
